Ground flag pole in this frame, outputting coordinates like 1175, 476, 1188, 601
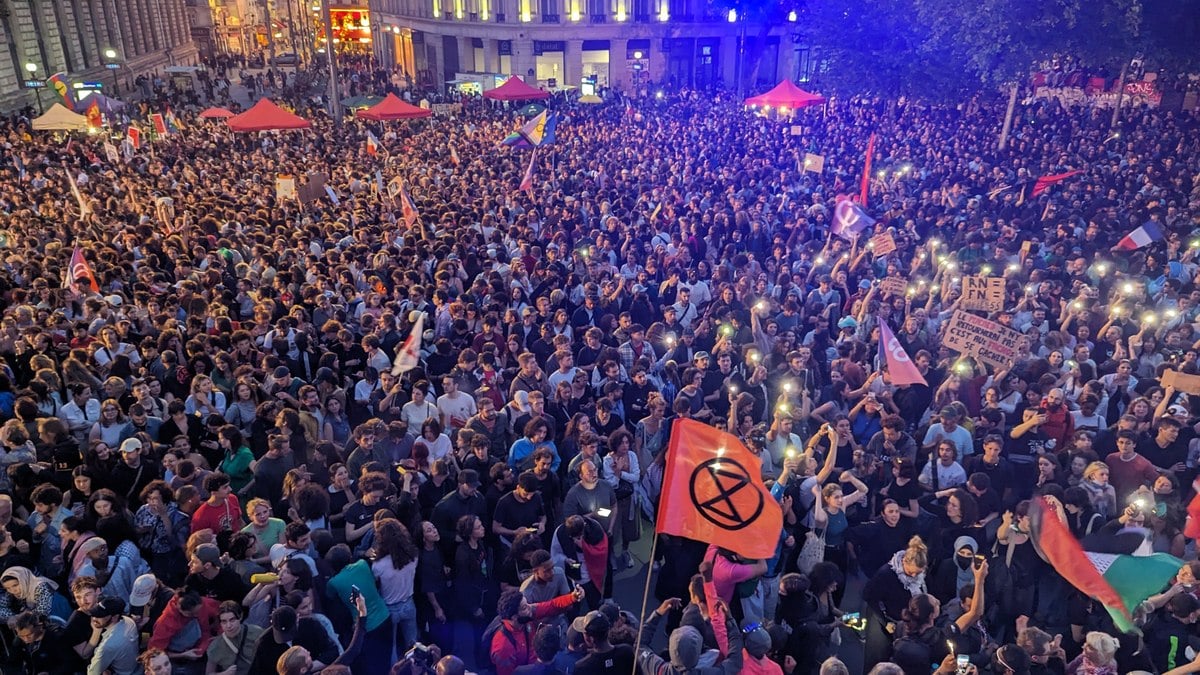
631, 530, 659, 674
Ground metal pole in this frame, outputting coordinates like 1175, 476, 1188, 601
264, 0, 277, 66
285, 0, 297, 56
322, 0, 341, 125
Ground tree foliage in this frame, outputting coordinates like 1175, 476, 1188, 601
795, 0, 1197, 101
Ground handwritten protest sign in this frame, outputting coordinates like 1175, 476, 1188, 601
803, 153, 825, 173
879, 277, 907, 298
276, 174, 296, 201
961, 276, 1005, 312
870, 233, 897, 256
941, 311, 1023, 370
1162, 370, 1200, 396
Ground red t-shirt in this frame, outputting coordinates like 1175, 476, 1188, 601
191, 495, 244, 534
1104, 452, 1159, 502
741, 652, 783, 675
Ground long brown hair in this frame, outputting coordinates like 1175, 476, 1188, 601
373, 518, 418, 570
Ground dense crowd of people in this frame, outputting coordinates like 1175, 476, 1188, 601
0, 53, 1199, 675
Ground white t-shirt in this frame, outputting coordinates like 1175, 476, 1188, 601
437, 392, 477, 431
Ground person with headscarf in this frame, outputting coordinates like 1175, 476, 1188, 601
68, 532, 104, 584
929, 536, 981, 604
0, 565, 72, 622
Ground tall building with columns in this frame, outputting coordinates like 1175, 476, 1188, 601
0, 0, 199, 111
366, 0, 803, 93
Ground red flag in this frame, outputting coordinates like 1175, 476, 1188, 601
656, 418, 782, 559
878, 318, 927, 386
1186, 486, 1200, 540
519, 151, 536, 197
859, 133, 876, 206
85, 101, 103, 129
1030, 169, 1084, 198
66, 246, 100, 294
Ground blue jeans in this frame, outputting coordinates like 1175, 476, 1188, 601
388, 597, 418, 661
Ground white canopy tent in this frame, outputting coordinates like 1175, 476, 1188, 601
32, 103, 89, 131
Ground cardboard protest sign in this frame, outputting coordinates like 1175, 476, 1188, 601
941, 310, 1023, 371
879, 277, 907, 297
803, 153, 825, 173
870, 233, 897, 256
961, 276, 1006, 312
1162, 369, 1200, 395
276, 174, 296, 201
297, 172, 328, 205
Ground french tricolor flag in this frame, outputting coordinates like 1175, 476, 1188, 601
1115, 220, 1164, 251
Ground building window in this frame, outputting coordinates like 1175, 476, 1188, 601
668, 0, 686, 19
539, 0, 559, 22
631, 0, 648, 20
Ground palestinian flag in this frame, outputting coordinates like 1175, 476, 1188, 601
1029, 497, 1182, 633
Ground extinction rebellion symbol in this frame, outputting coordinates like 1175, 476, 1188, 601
688, 458, 764, 531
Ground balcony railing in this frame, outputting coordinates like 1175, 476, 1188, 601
590, 13, 605, 22
542, 13, 559, 22
496, 12, 506, 20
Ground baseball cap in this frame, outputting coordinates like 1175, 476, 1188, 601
119, 438, 142, 454
1168, 404, 1188, 416
571, 610, 611, 636
129, 574, 158, 608
694, 351, 710, 361
194, 543, 221, 567
271, 605, 298, 642
837, 316, 858, 329
742, 622, 772, 658
84, 596, 125, 618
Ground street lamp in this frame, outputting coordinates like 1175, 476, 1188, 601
103, 48, 122, 96
24, 63, 44, 114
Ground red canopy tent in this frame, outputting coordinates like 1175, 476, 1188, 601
199, 106, 235, 119
356, 93, 432, 120
226, 99, 311, 131
743, 80, 825, 109
483, 77, 550, 101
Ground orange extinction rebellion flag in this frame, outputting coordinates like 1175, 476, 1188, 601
655, 418, 782, 559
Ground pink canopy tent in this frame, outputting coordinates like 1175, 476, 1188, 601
226, 99, 311, 131
483, 77, 550, 101
199, 106, 235, 119
356, 93, 432, 120
743, 80, 825, 109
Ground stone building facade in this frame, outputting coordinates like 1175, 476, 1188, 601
0, 0, 199, 110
